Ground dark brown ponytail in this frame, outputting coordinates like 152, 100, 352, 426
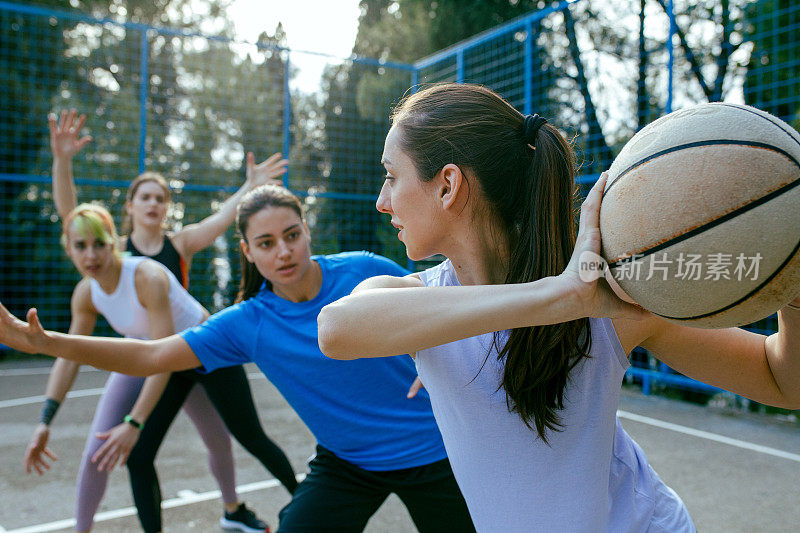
391, 83, 591, 442
235, 184, 304, 303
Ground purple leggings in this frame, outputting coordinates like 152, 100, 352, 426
74, 372, 236, 531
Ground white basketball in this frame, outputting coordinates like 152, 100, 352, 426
600, 102, 800, 328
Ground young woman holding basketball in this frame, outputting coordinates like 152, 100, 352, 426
0, 184, 475, 533
27, 111, 296, 533
316, 83, 800, 532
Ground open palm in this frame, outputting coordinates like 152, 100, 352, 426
246, 151, 289, 188
49, 109, 92, 159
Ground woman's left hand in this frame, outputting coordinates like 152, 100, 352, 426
91, 422, 141, 472
558, 173, 647, 321
246, 152, 289, 189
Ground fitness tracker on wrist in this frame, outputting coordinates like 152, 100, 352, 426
123, 414, 144, 430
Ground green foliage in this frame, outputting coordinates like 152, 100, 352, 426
0, 0, 288, 335
310, 0, 557, 260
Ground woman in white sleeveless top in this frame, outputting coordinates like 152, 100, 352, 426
317, 83, 800, 532
23, 203, 212, 532
18, 204, 288, 533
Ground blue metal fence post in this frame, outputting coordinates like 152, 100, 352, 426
524, 20, 533, 116
282, 53, 292, 188
666, 0, 675, 114
138, 28, 149, 173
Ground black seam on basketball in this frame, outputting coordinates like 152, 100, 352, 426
653, 236, 800, 322
716, 103, 800, 150
607, 177, 800, 268
602, 140, 800, 198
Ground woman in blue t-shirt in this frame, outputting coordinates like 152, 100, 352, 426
0, 184, 474, 533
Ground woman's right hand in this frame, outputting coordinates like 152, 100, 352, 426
24, 424, 57, 475
49, 109, 92, 160
558, 173, 647, 321
0, 303, 51, 355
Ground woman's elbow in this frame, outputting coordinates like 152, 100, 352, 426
317, 304, 356, 360
776, 392, 800, 411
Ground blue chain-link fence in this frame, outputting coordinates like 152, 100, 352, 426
0, 1, 414, 339
2, 0, 799, 404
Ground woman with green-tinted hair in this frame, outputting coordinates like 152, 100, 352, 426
31, 109, 297, 532
24, 203, 296, 533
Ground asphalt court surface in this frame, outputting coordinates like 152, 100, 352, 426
1, 360, 798, 532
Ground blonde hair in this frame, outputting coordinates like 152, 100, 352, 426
62, 203, 119, 252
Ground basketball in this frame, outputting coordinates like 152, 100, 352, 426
599, 102, 800, 328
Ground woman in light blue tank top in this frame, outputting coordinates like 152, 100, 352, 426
315, 83, 800, 532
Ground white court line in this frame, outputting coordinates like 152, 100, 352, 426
5, 474, 305, 533
0, 373, 265, 409
0, 389, 106, 409
617, 410, 800, 463
2, 379, 797, 463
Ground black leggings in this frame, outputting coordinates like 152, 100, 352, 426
127, 365, 298, 532
278, 445, 475, 533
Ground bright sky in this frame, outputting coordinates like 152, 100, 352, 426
228, 0, 363, 92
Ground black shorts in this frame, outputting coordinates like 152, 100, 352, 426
278, 445, 475, 532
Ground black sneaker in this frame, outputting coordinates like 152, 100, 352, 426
219, 503, 270, 533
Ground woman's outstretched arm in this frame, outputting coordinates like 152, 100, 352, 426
318, 273, 585, 359
0, 301, 199, 376
318, 174, 644, 359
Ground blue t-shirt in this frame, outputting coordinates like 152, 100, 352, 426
181, 251, 447, 471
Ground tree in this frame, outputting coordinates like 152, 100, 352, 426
0, 0, 256, 339
315, 0, 560, 258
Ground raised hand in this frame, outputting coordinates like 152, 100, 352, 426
24, 424, 58, 475
49, 109, 92, 160
91, 423, 141, 472
246, 152, 288, 189
0, 303, 50, 355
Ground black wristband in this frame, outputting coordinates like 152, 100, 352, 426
40, 398, 60, 426
123, 414, 144, 430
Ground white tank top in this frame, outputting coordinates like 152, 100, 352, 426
89, 256, 205, 340
416, 259, 694, 532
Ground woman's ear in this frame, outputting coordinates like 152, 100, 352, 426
240, 239, 255, 263
438, 163, 467, 211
